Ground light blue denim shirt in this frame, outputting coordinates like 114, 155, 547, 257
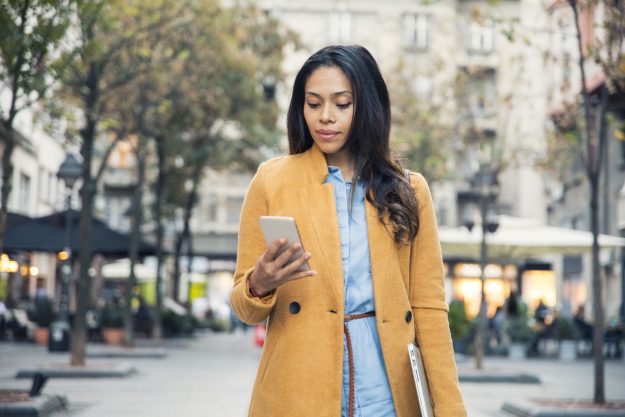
326, 167, 397, 417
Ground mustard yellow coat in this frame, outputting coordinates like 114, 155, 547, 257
231, 144, 467, 417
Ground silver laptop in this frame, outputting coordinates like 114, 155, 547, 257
408, 342, 434, 417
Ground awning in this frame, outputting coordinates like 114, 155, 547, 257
101, 259, 155, 281
439, 216, 625, 259
3, 209, 156, 257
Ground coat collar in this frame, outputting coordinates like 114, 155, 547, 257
300, 143, 330, 184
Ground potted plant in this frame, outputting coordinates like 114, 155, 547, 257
505, 317, 534, 359
99, 302, 124, 345
448, 300, 471, 354
28, 297, 56, 346
553, 317, 578, 361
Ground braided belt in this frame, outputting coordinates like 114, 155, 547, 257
344, 311, 376, 417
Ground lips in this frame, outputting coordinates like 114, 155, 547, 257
316, 129, 340, 141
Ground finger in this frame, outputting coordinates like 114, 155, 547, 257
280, 251, 311, 275
263, 238, 287, 262
273, 243, 302, 267
285, 269, 318, 282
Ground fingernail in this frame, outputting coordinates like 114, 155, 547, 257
304, 253, 311, 259
279, 238, 286, 244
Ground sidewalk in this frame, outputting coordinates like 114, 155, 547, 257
1, 332, 624, 416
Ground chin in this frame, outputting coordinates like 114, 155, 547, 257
313, 140, 346, 156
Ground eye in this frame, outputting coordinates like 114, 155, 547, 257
306, 102, 320, 109
337, 102, 352, 110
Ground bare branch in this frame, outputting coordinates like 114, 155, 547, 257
94, 135, 124, 185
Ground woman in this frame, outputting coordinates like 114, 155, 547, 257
231, 45, 466, 417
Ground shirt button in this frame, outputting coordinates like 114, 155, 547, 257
405, 310, 412, 323
289, 302, 301, 314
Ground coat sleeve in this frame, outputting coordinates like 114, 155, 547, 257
230, 163, 278, 324
409, 173, 467, 417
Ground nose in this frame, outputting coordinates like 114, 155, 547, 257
320, 103, 334, 124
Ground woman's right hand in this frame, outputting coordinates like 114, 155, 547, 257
248, 238, 317, 297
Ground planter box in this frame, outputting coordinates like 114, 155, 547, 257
559, 340, 577, 361
33, 328, 49, 347
508, 343, 527, 360
101, 328, 124, 345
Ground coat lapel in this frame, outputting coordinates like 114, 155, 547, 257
365, 198, 396, 315
297, 145, 344, 306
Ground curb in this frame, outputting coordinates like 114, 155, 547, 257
15, 363, 136, 379
459, 373, 541, 384
86, 347, 167, 359
502, 400, 625, 416
0, 393, 66, 417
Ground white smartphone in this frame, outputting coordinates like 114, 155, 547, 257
408, 342, 434, 417
259, 216, 310, 272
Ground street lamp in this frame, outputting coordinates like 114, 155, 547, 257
261, 75, 277, 100
49, 153, 81, 352
464, 163, 499, 370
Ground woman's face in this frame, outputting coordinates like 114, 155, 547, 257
303, 66, 354, 161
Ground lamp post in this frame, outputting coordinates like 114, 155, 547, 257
49, 153, 81, 352
464, 163, 499, 370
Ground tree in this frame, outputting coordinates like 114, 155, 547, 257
0, 0, 72, 306
51, 0, 188, 365
388, 59, 452, 183
97, 0, 298, 334
567, 0, 624, 404
141, 1, 296, 303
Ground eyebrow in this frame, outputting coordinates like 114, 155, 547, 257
305, 91, 353, 98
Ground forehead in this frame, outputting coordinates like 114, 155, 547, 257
304, 66, 352, 94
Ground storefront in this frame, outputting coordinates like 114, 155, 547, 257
445, 261, 518, 319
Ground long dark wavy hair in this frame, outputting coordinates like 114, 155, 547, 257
287, 45, 419, 244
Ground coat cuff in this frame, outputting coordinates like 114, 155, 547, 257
230, 267, 277, 324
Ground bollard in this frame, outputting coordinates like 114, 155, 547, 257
29, 372, 48, 397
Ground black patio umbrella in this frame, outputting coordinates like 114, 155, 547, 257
3, 209, 156, 257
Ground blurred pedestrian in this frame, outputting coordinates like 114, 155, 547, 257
0, 300, 6, 339
573, 305, 592, 341
230, 45, 466, 416
490, 305, 505, 347
534, 299, 549, 325
134, 295, 152, 338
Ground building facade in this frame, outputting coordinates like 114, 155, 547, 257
254, 0, 562, 318
0, 90, 67, 303
542, 1, 625, 322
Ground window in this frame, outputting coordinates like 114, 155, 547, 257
19, 173, 31, 214
329, 10, 351, 44
206, 201, 218, 223
225, 196, 244, 224
402, 13, 429, 51
468, 21, 494, 53
465, 69, 497, 118
39, 169, 49, 202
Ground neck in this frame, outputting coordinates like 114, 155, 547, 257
325, 151, 355, 180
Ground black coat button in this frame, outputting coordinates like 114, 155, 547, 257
405, 310, 412, 323
289, 302, 301, 314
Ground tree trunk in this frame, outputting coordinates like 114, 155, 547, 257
0, 138, 15, 254
172, 230, 184, 303
152, 136, 166, 340
591, 86, 608, 404
569, 0, 606, 403
474, 195, 488, 370
70, 62, 99, 367
172, 163, 201, 303
0, 0, 29, 261
123, 142, 145, 347
185, 224, 194, 310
